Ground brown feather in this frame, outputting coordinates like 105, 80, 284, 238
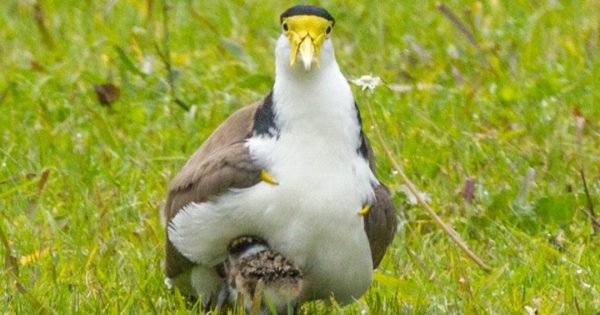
362, 135, 398, 268
165, 100, 264, 279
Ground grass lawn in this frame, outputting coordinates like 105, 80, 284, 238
1, 0, 599, 313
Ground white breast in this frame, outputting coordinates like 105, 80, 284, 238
245, 135, 375, 303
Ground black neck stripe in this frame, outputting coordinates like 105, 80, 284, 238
280, 5, 335, 26
253, 91, 279, 138
228, 236, 268, 257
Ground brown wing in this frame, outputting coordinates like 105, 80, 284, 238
362, 135, 398, 268
165, 100, 265, 279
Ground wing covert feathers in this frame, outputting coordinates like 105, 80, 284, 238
364, 184, 397, 268
362, 135, 398, 268
165, 102, 263, 278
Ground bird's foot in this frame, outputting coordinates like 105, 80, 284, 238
260, 170, 279, 185
358, 205, 371, 216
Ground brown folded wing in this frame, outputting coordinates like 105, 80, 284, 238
362, 135, 398, 268
165, 102, 263, 279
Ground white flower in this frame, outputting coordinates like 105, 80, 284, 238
524, 305, 537, 315
141, 55, 154, 75
350, 75, 383, 92
164, 277, 173, 290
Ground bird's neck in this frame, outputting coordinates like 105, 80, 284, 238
272, 61, 357, 136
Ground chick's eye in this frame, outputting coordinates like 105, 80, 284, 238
282, 22, 289, 32
326, 25, 332, 34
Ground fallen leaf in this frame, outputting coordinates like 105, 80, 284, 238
30, 60, 47, 72
462, 178, 476, 203
94, 83, 121, 106
36, 169, 50, 193
572, 107, 585, 142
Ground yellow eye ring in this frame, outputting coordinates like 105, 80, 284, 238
282, 21, 289, 32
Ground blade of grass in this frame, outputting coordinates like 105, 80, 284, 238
0, 221, 50, 314
156, 0, 189, 111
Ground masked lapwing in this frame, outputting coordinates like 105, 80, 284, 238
164, 4, 397, 310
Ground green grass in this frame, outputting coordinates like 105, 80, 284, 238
1, 0, 599, 313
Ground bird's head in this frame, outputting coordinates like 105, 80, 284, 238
227, 236, 269, 264
277, 5, 335, 72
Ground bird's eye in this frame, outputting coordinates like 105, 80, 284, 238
326, 25, 332, 34
282, 22, 289, 32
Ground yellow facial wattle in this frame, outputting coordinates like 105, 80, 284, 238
282, 15, 332, 70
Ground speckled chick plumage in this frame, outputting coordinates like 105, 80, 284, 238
226, 236, 303, 314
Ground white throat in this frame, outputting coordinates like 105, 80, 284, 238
271, 35, 358, 145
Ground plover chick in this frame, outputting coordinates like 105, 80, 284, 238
224, 236, 303, 314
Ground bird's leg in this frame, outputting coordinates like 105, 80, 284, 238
260, 170, 279, 185
358, 205, 371, 216
200, 295, 213, 314
289, 303, 301, 315
214, 283, 230, 313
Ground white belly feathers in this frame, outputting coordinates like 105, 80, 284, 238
244, 128, 376, 303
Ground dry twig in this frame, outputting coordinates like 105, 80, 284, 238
580, 170, 600, 234
33, 1, 54, 49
